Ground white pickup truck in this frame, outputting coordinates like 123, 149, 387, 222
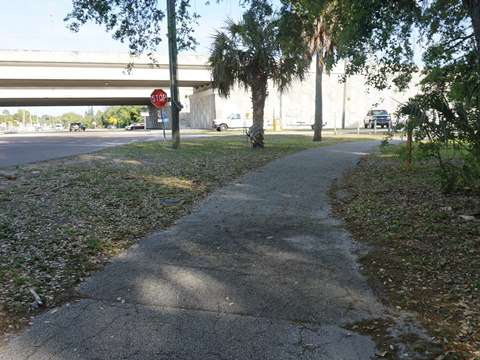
212, 113, 253, 131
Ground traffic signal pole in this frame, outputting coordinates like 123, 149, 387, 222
167, 0, 181, 149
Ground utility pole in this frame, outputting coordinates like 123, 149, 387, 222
167, 0, 181, 149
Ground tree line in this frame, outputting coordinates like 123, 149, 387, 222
0, 106, 146, 129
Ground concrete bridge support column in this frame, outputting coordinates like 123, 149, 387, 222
145, 104, 163, 130
190, 87, 217, 129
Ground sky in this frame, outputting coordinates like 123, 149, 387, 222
0, 0, 249, 117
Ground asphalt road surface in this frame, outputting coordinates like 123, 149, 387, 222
0, 129, 170, 168
0, 128, 390, 169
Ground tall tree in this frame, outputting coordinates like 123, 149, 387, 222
330, 0, 421, 91
322, 0, 478, 92
324, 0, 479, 192
279, 1, 336, 141
208, 1, 310, 148
464, 0, 480, 49
101, 106, 144, 128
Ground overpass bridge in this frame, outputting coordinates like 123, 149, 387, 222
0, 50, 422, 130
0, 50, 212, 107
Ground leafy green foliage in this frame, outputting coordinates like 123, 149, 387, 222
288, 0, 477, 95
297, 0, 479, 193
209, 2, 310, 96
65, 0, 199, 60
422, 0, 477, 66
98, 105, 145, 127
327, 0, 421, 91
61, 111, 83, 124
397, 86, 480, 193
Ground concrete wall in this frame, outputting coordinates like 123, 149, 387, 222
189, 60, 423, 130
189, 87, 216, 129
145, 105, 161, 129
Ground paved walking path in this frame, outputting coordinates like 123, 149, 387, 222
1, 141, 405, 359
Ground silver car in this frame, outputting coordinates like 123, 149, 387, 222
364, 109, 391, 128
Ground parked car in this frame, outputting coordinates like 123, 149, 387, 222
125, 123, 145, 130
69, 122, 86, 131
212, 113, 252, 131
364, 109, 392, 128
55, 124, 63, 131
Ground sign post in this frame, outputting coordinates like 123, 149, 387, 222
157, 106, 169, 142
151, 89, 169, 142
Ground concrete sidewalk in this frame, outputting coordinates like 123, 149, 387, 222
0, 141, 404, 359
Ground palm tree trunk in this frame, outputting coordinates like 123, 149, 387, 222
312, 54, 324, 142
249, 78, 267, 148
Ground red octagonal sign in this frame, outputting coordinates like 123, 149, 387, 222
150, 89, 168, 107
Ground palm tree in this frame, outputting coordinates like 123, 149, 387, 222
309, 17, 336, 141
279, 2, 337, 142
208, 1, 310, 148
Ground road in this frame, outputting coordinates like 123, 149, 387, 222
0, 129, 173, 168
0, 128, 390, 169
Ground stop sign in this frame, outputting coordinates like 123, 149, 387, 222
150, 89, 168, 107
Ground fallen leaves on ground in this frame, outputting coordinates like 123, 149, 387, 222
0, 134, 370, 345
331, 151, 480, 359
